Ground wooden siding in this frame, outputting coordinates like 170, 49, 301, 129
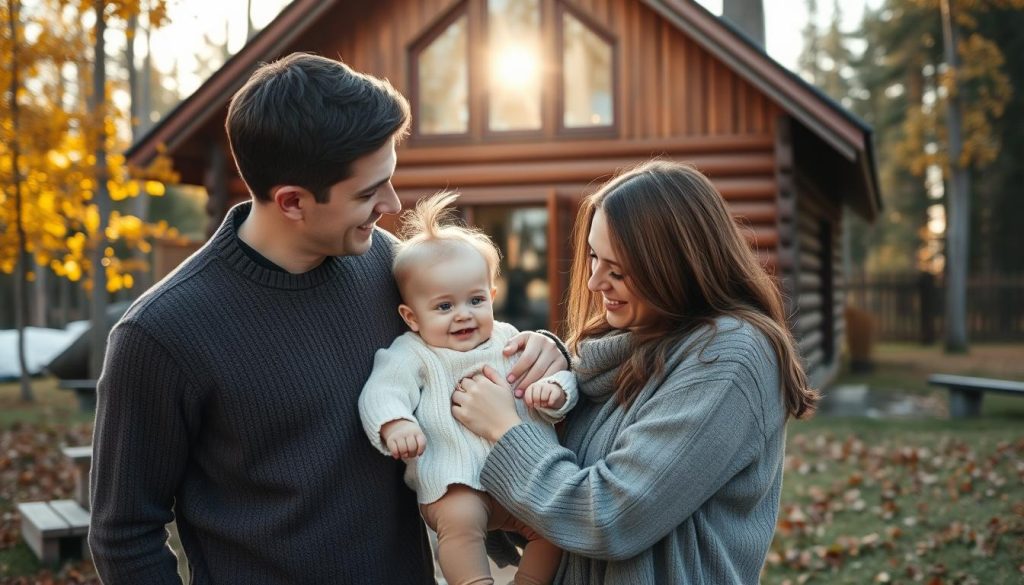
791, 172, 844, 388
391, 134, 780, 266
305, 0, 780, 142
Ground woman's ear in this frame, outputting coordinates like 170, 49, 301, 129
398, 304, 419, 332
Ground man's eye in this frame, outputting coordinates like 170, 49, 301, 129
437, 302, 452, 311
360, 191, 377, 199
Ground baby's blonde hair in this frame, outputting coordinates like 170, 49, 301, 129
393, 191, 501, 291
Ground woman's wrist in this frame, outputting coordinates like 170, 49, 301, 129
491, 415, 523, 443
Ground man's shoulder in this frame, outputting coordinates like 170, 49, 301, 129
119, 243, 220, 329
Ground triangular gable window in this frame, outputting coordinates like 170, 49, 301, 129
561, 9, 614, 129
410, 0, 616, 141
413, 9, 469, 136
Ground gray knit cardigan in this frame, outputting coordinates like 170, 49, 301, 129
480, 316, 787, 584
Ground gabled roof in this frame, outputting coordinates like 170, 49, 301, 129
125, 0, 339, 165
642, 0, 879, 218
127, 0, 879, 219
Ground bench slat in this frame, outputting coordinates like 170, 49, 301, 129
61, 446, 93, 461
927, 374, 1024, 394
49, 500, 90, 532
17, 502, 72, 535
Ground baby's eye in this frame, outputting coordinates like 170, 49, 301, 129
470, 296, 487, 306
436, 302, 453, 311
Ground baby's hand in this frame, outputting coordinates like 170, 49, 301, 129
380, 419, 427, 460
523, 381, 567, 410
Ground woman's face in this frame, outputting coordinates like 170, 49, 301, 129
587, 209, 658, 331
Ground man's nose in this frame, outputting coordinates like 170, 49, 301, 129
376, 183, 400, 215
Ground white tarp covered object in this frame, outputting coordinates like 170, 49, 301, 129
0, 322, 90, 381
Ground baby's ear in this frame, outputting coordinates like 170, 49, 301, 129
490, 287, 497, 300
398, 304, 419, 332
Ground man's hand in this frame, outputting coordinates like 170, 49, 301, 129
380, 419, 426, 460
523, 381, 567, 410
503, 332, 569, 397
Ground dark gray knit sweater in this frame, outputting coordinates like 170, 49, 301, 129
89, 202, 434, 584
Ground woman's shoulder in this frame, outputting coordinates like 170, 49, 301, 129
677, 315, 770, 352
667, 316, 778, 385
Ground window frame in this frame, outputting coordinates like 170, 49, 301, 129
555, 1, 619, 138
408, 2, 474, 143
407, 0, 618, 144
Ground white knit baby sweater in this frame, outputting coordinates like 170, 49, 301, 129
358, 321, 577, 504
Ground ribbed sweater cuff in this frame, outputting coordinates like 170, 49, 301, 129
480, 423, 556, 496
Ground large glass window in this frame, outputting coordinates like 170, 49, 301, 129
417, 15, 469, 135
411, 0, 615, 139
562, 11, 613, 128
487, 0, 542, 132
469, 206, 549, 331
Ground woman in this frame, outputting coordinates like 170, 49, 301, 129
452, 160, 818, 584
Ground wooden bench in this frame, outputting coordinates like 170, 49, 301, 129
17, 500, 90, 564
927, 374, 1024, 418
57, 379, 97, 412
62, 445, 93, 510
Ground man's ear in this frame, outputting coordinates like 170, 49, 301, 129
398, 304, 419, 332
271, 185, 312, 221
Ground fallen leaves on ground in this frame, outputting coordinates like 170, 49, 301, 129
767, 432, 1024, 584
0, 421, 96, 584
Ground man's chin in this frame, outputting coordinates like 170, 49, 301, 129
337, 233, 373, 257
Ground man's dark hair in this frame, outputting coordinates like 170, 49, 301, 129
226, 53, 411, 203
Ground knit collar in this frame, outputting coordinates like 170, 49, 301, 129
211, 201, 346, 290
574, 331, 634, 402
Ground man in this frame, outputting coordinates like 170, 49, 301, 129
89, 53, 567, 584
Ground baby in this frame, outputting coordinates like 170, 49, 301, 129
358, 192, 576, 585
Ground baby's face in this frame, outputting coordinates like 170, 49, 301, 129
398, 248, 495, 351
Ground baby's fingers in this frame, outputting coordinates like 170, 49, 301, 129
415, 432, 427, 457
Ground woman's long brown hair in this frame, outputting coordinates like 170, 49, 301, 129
566, 160, 819, 419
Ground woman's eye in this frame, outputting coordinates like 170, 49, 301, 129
610, 272, 624, 280
437, 302, 452, 311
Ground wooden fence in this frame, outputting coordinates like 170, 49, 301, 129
845, 272, 1024, 343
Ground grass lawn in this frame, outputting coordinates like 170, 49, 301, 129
1, 344, 1022, 584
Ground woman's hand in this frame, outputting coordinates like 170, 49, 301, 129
452, 365, 523, 443
503, 332, 569, 397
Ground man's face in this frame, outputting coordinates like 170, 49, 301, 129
398, 246, 496, 351
305, 137, 400, 257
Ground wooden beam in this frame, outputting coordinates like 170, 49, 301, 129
399, 134, 774, 165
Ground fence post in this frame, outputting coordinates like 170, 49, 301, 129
918, 271, 936, 345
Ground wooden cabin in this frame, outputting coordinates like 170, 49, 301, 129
127, 0, 880, 387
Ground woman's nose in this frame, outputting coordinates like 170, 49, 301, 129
588, 271, 604, 292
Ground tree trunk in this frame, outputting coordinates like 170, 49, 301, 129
8, 0, 33, 402
940, 0, 969, 353
90, 0, 111, 379
246, 0, 256, 40
126, 9, 152, 291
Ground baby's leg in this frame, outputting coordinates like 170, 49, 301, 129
421, 485, 493, 585
488, 497, 561, 585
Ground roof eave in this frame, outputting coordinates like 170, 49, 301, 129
126, 0, 341, 168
